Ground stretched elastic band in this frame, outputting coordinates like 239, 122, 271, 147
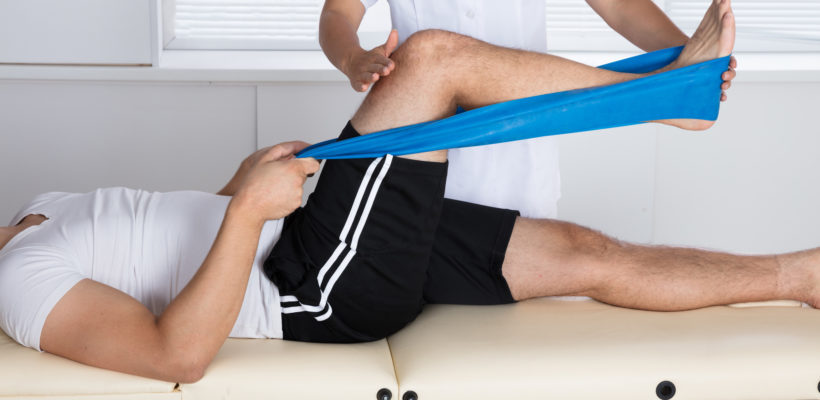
298, 46, 730, 160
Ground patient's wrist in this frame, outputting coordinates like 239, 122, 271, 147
342, 47, 366, 77
225, 195, 266, 228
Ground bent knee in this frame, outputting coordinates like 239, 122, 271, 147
391, 29, 469, 68
403, 29, 466, 48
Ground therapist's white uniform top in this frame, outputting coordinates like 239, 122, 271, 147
360, 0, 560, 218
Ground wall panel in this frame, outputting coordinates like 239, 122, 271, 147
0, 81, 255, 222
0, 0, 153, 65
654, 82, 820, 254
557, 124, 658, 243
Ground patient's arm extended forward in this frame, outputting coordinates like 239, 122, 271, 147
40, 145, 319, 383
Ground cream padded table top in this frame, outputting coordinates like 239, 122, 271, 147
387, 298, 820, 400
178, 338, 398, 400
0, 331, 178, 399
0, 333, 396, 400
3, 300, 818, 400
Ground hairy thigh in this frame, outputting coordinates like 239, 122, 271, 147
502, 217, 616, 300
41, 279, 168, 380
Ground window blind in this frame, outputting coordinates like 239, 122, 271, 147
169, 0, 323, 50
667, 0, 820, 51
546, 0, 820, 52
545, 0, 645, 51
167, 0, 820, 52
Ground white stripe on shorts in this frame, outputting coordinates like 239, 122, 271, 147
281, 156, 392, 321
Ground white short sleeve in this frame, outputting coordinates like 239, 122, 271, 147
360, 0, 379, 8
0, 246, 86, 351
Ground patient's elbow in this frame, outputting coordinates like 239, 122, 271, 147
159, 353, 209, 384
175, 366, 206, 384
166, 361, 207, 384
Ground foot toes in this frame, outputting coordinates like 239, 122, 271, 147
719, 0, 732, 13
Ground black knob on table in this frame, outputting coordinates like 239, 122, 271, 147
656, 380, 676, 400
402, 390, 418, 400
376, 388, 392, 400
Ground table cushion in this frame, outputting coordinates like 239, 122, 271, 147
178, 338, 398, 400
0, 331, 178, 398
388, 298, 820, 400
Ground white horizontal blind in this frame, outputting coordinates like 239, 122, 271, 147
668, 0, 820, 51
546, 0, 820, 52
545, 0, 644, 51
167, 0, 820, 52
167, 0, 392, 50
169, 0, 323, 50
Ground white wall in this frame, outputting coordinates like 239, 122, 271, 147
0, 0, 154, 65
1, 78, 819, 256
557, 82, 820, 254
0, 81, 255, 221
652, 82, 820, 254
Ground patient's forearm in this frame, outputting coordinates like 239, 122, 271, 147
155, 200, 262, 380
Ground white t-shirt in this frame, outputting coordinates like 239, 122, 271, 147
0, 188, 284, 350
360, 0, 561, 218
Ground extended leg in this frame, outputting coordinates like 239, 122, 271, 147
501, 217, 817, 310
352, 0, 734, 135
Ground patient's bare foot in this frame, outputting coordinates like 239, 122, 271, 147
656, 0, 736, 131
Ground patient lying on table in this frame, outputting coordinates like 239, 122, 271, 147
6, 1, 811, 384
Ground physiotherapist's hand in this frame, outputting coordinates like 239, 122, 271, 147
720, 55, 737, 102
344, 29, 399, 92
231, 142, 320, 223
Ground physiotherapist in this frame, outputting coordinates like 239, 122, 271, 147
318, 0, 737, 219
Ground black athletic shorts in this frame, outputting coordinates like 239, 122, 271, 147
264, 122, 519, 343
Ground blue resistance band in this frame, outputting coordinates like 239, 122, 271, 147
297, 46, 730, 160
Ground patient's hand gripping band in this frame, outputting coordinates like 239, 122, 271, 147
297, 46, 731, 160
